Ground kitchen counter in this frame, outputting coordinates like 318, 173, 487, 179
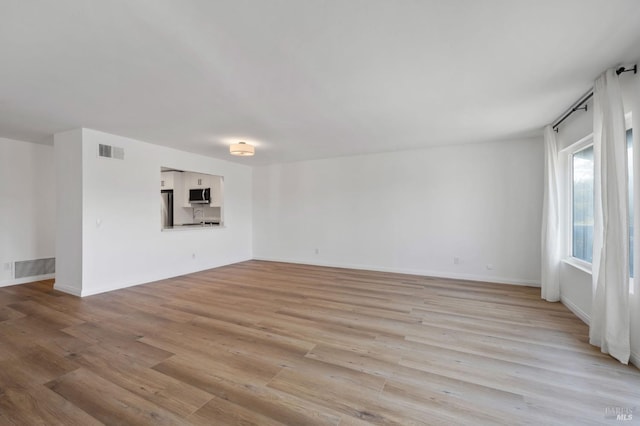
162, 223, 223, 232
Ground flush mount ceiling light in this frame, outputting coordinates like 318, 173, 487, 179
229, 141, 255, 156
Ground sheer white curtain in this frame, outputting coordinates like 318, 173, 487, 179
633, 77, 640, 366
590, 68, 630, 364
541, 125, 560, 302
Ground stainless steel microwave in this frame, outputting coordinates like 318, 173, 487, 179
189, 188, 211, 204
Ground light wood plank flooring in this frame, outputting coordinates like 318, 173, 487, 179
0, 260, 638, 425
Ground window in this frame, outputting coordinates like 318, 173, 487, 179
572, 145, 594, 263
569, 126, 633, 278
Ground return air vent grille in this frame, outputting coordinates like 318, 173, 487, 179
98, 144, 125, 160
14, 258, 55, 279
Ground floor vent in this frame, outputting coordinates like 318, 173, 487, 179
98, 143, 125, 160
14, 258, 55, 279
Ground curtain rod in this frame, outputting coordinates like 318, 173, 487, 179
552, 65, 637, 132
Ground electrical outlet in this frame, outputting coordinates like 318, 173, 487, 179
314, 248, 319, 255
486, 264, 494, 270
3, 262, 11, 271
453, 257, 460, 265
192, 253, 196, 260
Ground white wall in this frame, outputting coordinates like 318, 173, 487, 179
555, 65, 640, 366
55, 128, 252, 296
253, 138, 543, 285
0, 137, 56, 287
54, 130, 84, 295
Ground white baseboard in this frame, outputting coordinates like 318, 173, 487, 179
560, 296, 640, 371
560, 295, 590, 325
68, 256, 254, 298
252, 256, 541, 287
0, 273, 55, 288
53, 282, 82, 296
80, 257, 254, 297
631, 351, 640, 370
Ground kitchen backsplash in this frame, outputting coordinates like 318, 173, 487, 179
174, 205, 221, 225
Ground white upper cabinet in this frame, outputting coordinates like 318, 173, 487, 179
185, 172, 211, 188
160, 171, 175, 190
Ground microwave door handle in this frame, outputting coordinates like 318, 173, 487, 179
202, 189, 205, 201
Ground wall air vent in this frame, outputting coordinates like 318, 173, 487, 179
14, 258, 55, 279
98, 143, 125, 160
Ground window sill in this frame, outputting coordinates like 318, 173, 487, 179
562, 257, 592, 275
561, 259, 635, 295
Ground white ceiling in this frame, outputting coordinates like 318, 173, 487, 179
1, 0, 640, 165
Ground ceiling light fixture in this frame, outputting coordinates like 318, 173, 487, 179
229, 141, 255, 156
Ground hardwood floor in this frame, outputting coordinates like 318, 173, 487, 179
0, 260, 638, 425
